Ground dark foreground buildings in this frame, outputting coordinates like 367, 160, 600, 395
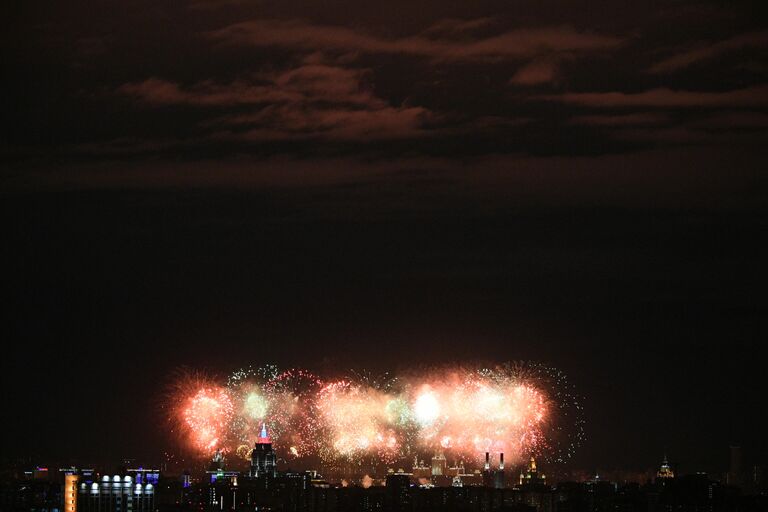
169, 453, 768, 512
2, 453, 767, 512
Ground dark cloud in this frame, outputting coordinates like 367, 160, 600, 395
119, 65, 380, 107
509, 58, 561, 85
420, 17, 497, 38
212, 104, 429, 141
208, 19, 623, 61
538, 85, 768, 108
118, 77, 300, 106
568, 112, 671, 126
3, 0, 767, 163
117, 64, 432, 141
648, 30, 768, 73
693, 110, 768, 129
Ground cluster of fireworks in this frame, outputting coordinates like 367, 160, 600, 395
169, 363, 584, 466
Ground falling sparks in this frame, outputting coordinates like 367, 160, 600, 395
169, 363, 584, 465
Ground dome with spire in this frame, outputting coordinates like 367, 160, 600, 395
656, 454, 675, 480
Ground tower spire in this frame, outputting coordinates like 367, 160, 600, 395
257, 422, 271, 444
251, 420, 276, 478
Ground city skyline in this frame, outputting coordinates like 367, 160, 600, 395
9, 454, 764, 512
3, 444, 756, 492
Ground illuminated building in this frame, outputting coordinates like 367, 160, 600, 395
431, 453, 447, 476
517, 457, 552, 512
23, 467, 49, 480
64, 473, 78, 512
519, 456, 546, 487
127, 468, 160, 486
209, 448, 225, 472
60, 468, 95, 512
204, 449, 240, 510
427, 453, 452, 487
444, 460, 466, 479
250, 423, 277, 478
412, 457, 431, 479
448, 469, 482, 487
77, 475, 154, 512
182, 471, 192, 489
656, 454, 675, 483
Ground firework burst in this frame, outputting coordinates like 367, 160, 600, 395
167, 363, 584, 466
226, 366, 280, 445
166, 370, 232, 456
316, 379, 401, 463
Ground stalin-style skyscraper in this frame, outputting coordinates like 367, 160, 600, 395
250, 423, 277, 478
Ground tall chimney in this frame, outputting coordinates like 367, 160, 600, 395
484, 452, 490, 471
499, 453, 504, 470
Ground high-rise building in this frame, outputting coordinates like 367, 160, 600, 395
59, 468, 96, 512
656, 453, 675, 484
517, 457, 552, 512
203, 449, 240, 510
518, 456, 546, 487
431, 453, 447, 476
63, 474, 78, 512
77, 475, 155, 512
251, 423, 277, 478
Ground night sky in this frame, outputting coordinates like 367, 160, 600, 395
2, 1, 767, 475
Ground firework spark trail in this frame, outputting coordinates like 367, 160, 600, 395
170, 363, 584, 465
